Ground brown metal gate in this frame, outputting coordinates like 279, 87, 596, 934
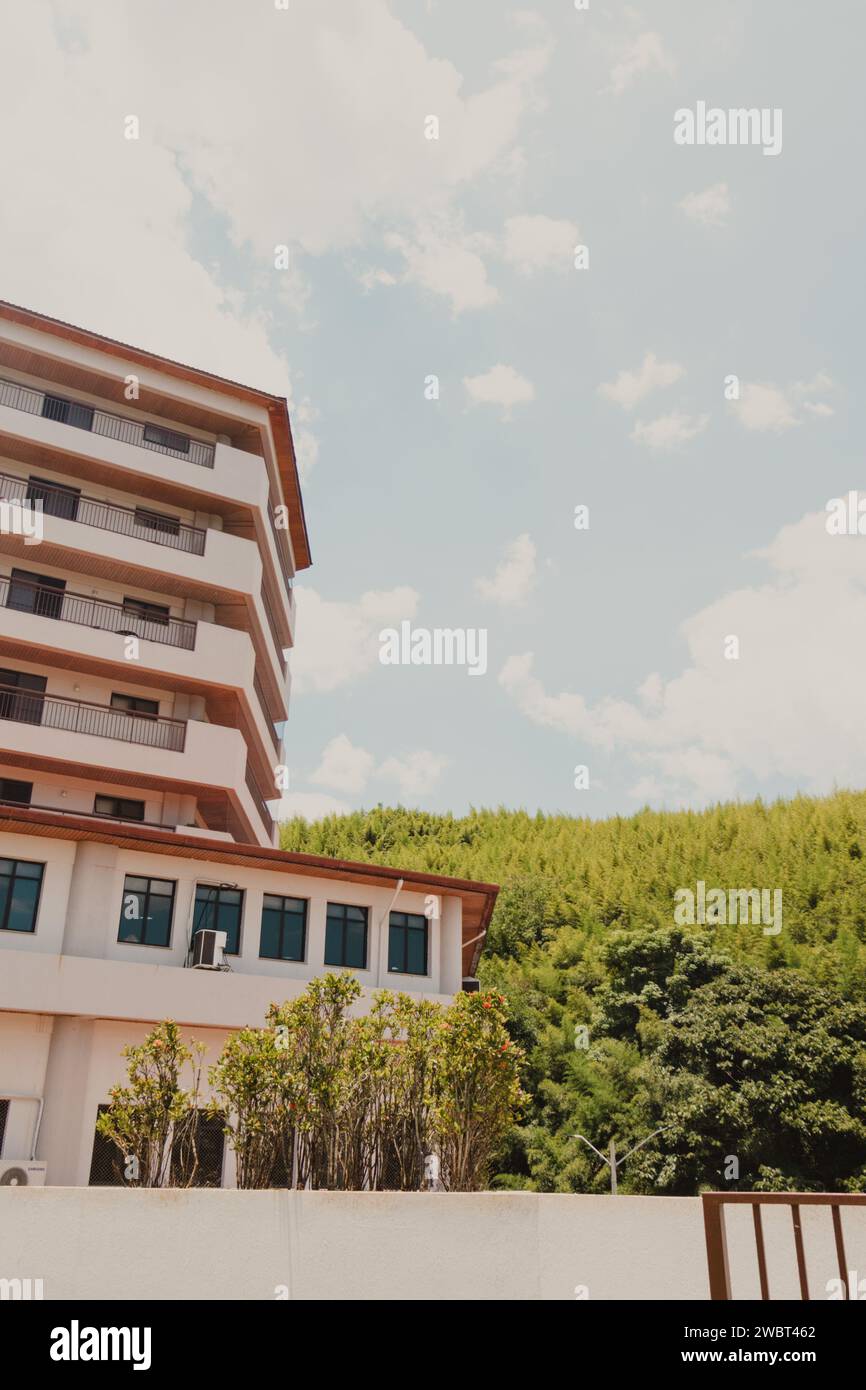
702, 1191, 866, 1300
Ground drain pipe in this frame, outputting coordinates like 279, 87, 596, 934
376, 878, 403, 980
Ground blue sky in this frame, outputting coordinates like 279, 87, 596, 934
2, 0, 864, 820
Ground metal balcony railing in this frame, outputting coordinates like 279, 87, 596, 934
0, 684, 186, 751
267, 506, 295, 601
0, 375, 216, 468
0, 575, 197, 650
0, 470, 206, 556
0, 795, 174, 830
245, 759, 275, 838
260, 580, 289, 674
253, 667, 280, 752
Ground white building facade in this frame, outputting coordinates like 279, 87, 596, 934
0, 302, 496, 1187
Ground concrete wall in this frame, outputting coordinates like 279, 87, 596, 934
3, 1189, 865, 1300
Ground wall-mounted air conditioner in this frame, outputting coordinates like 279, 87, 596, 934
192, 929, 228, 969
0, 1160, 47, 1186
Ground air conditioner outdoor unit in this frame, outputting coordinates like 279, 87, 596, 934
0, 1160, 48, 1186
192, 928, 227, 969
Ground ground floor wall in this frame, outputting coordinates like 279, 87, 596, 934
3, 1189, 865, 1300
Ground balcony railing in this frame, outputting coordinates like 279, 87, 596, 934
0, 684, 186, 751
268, 506, 295, 601
260, 580, 289, 674
245, 759, 275, 838
0, 575, 197, 650
253, 667, 280, 752
0, 375, 216, 468
0, 795, 174, 831
0, 470, 206, 556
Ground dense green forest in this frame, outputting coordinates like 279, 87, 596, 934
282, 793, 866, 1194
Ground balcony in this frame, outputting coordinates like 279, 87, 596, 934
0, 375, 215, 468
0, 470, 206, 556
0, 794, 171, 830
0, 575, 196, 650
0, 683, 186, 751
245, 759, 276, 840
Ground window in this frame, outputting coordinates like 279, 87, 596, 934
260, 894, 307, 962
117, 875, 175, 947
133, 507, 181, 539
324, 902, 368, 970
121, 597, 170, 627
0, 859, 44, 934
110, 692, 159, 717
0, 667, 46, 726
142, 422, 190, 455
27, 476, 80, 521
0, 778, 32, 805
388, 911, 429, 976
193, 884, 243, 956
40, 394, 94, 431
94, 795, 145, 822
7, 570, 65, 621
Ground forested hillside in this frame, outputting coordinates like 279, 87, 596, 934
281, 793, 866, 1194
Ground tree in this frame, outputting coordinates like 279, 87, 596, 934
96, 1021, 205, 1188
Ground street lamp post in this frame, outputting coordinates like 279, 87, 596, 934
572, 1125, 673, 1195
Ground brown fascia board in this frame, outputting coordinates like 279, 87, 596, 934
0, 805, 497, 976
0, 299, 312, 571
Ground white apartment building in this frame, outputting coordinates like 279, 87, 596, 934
0, 302, 496, 1187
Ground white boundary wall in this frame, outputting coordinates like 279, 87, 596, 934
4, 1189, 865, 1300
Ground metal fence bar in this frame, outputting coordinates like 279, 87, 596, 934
752, 1204, 770, 1300
0, 374, 215, 468
702, 1196, 732, 1300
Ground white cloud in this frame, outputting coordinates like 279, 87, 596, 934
385, 221, 499, 314
630, 411, 709, 451
0, 0, 553, 399
476, 533, 537, 605
310, 735, 375, 794
606, 32, 675, 95
731, 374, 835, 433
272, 792, 352, 822
291, 585, 419, 694
501, 214, 579, 275
464, 364, 535, 419
598, 353, 685, 411
378, 750, 449, 797
500, 508, 866, 806
297, 737, 449, 805
678, 183, 730, 227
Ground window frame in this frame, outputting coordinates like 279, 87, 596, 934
116, 874, 176, 949
388, 910, 430, 977
94, 794, 146, 822
259, 893, 308, 963
324, 901, 369, 970
0, 857, 44, 935
192, 884, 244, 956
